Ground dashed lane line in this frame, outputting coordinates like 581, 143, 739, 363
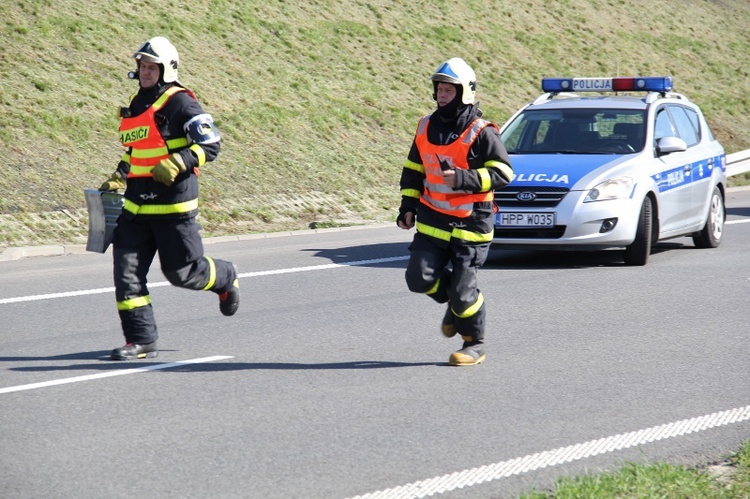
0, 355, 234, 394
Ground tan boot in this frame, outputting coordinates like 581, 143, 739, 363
449, 336, 485, 366
441, 304, 456, 338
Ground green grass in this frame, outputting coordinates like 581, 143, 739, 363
521, 440, 750, 498
3, 0, 750, 246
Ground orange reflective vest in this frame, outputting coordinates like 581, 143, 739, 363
414, 116, 496, 218
119, 86, 195, 178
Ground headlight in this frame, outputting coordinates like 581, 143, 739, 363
584, 177, 635, 202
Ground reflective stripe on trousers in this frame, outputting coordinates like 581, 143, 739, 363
112, 216, 235, 344
404, 233, 490, 340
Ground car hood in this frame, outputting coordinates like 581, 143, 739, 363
507, 154, 630, 190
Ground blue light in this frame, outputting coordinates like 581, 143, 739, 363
541, 78, 574, 93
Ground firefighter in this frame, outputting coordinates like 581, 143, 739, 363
397, 58, 513, 366
99, 36, 239, 360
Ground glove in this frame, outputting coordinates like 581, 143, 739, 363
99, 171, 126, 191
152, 153, 187, 186
396, 207, 416, 229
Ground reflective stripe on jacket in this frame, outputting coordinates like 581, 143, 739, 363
414, 116, 495, 218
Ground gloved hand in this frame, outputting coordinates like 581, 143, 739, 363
152, 153, 187, 186
396, 207, 416, 230
99, 171, 126, 191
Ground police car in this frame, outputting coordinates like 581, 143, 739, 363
494, 76, 726, 265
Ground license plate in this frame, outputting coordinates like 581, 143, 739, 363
496, 212, 556, 227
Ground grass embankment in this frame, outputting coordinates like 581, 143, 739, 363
2, 0, 750, 247
522, 440, 750, 498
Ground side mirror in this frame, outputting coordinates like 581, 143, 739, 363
656, 136, 687, 156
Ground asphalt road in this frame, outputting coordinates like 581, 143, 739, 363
2, 188, 749, 498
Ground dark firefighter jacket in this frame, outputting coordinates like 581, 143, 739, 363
116, 82, 220, 220
399, 103, 513, 246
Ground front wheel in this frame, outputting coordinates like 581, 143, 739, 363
623, 196, 653, 266
692, 186, 724, 249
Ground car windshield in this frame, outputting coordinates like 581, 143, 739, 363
501, 109, 646, 154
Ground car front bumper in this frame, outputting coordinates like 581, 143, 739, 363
492, 192, 643, 250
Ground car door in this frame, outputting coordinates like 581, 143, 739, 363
651, 106, 694, 234
667, 104, 713, 226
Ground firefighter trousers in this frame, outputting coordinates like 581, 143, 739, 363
112, 216, 237, 344
404, 233, 490, 341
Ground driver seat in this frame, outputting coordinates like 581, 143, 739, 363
612, 123, 644, 150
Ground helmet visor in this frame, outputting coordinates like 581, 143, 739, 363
133, 41, 160, 63
431, 61, 461, 84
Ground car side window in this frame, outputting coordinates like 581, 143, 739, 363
685, 108, 702, 139
668, 105, 699, 147
653, 107, 676, 144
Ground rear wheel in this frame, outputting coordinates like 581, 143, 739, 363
623, 196, 653, 266
692, 186, 724, 248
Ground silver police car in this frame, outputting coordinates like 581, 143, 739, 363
494, 76, 726, 265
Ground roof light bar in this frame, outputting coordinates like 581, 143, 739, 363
541, 77, 673, 93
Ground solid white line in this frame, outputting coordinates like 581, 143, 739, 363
0, 355, 234, 394
0, 256, 409, 305
348, 404, 750, 499
0, 286, 119, 304
6, 224, 750, 306
726, 219, 750, 225
240, 256, 409, 277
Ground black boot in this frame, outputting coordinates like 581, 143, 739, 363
449, 335, 485, 366
111, 342, 158, 361
441, 303, 456, 338
219, 265, 240, 317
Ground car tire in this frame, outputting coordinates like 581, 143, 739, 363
692, 186, 724, 249
623, 196, 653, 266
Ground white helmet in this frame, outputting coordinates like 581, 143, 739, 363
132, 36, 179, 83
431, 58, 476, 104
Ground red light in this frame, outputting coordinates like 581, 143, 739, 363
612, 78, 635, 91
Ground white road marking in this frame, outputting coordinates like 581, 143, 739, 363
3, 214, 748, 308
0, 355, 234, 394
0, 256, 409, 305
349, 404, 750, 499
5, 225, 750, 306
